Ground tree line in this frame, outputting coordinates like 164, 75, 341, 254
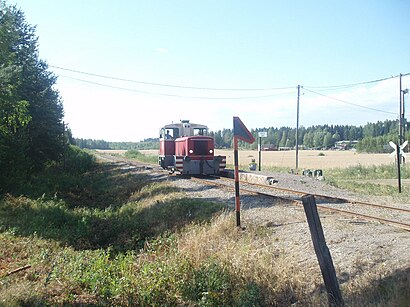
211, 119, 405, 152
74, 120, 407, 154
74, 138, 158, 150
0, 2, 66, 192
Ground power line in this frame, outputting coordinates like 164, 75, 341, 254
51, 65, 294, 91
59, 75, 296, 100
51, 64, 410, 93
303, 87, 397, 115
304, 73, 410, 90
53, 64, 409, 113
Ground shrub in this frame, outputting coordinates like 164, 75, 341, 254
64, 145, 96, 173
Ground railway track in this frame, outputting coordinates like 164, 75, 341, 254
190, 175, 410, 232
96, 152, 410, 231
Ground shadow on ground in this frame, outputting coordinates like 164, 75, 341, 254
342, 266, 410, 306
0, 163, 224, 253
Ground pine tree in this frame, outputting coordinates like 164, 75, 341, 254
0, 2, 64, 192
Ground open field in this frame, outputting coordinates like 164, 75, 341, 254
137, 149, 396, 170
217, 149, 396, 170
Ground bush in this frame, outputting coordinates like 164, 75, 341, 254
64, 145, 96, 173
0, 132, 31, 194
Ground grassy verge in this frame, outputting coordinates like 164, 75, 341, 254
0, 151, 408, 305
124, 149, 158, 164
326, 164, 410, 197
1, 207, 408, 305
0, 158, 228, 305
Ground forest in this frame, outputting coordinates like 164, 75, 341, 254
74, 119, 408, 154
74, 138, 158, 151
0, 3, 70, 192
213, 119, 406, 153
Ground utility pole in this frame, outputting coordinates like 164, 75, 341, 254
399, 73, 403, 147
295, 85, 301, 174
403, 89, 409, 153
399, 74, 408, 163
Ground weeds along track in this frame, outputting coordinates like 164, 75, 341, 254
190, 176, 410, 232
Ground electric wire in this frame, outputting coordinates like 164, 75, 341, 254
303, 87, 397, 115
51, 65, 294, 91
59, 75, 296, 100
304, 73, 410, 90
53, 64, 409, 114
59, 75, 405, 113
50, 64, 410, 92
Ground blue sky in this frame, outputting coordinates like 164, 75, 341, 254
14, 0, 410, 141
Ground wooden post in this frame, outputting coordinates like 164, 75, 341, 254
234, 137, 241, 227
302, 195, 344, 307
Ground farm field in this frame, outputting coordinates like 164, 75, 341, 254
216, 149, 396, 169
137, 149, 396, 169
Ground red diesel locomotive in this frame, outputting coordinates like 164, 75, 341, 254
158, 120, 226, 175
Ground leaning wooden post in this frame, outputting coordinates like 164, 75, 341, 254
301, 195, 344, 307
233, 136, 241, 226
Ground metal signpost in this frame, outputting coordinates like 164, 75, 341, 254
389, 141, 408, 193
233, 117, 255, 227
258, 131, 267, 171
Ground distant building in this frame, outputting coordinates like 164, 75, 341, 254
262, 145, 277, 151
334, 140, 358, 150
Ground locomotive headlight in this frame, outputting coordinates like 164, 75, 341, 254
209, 149, 213, 154
189, 149, 194, 154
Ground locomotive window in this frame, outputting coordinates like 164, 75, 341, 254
173, 128, 180, 138
194, 128, 207, 136
161, 128, 179, 139
193, 140, 208, 155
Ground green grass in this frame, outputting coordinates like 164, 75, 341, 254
0, 160, 230, 305
327, 163, 410, 180
0, 169, 223, 253
1, 152, 409, 305
124, 149, 158, 164
326, 163, 410, 197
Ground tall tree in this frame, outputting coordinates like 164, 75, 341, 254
0, 2, 64, 191
322, 132, 333, 148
